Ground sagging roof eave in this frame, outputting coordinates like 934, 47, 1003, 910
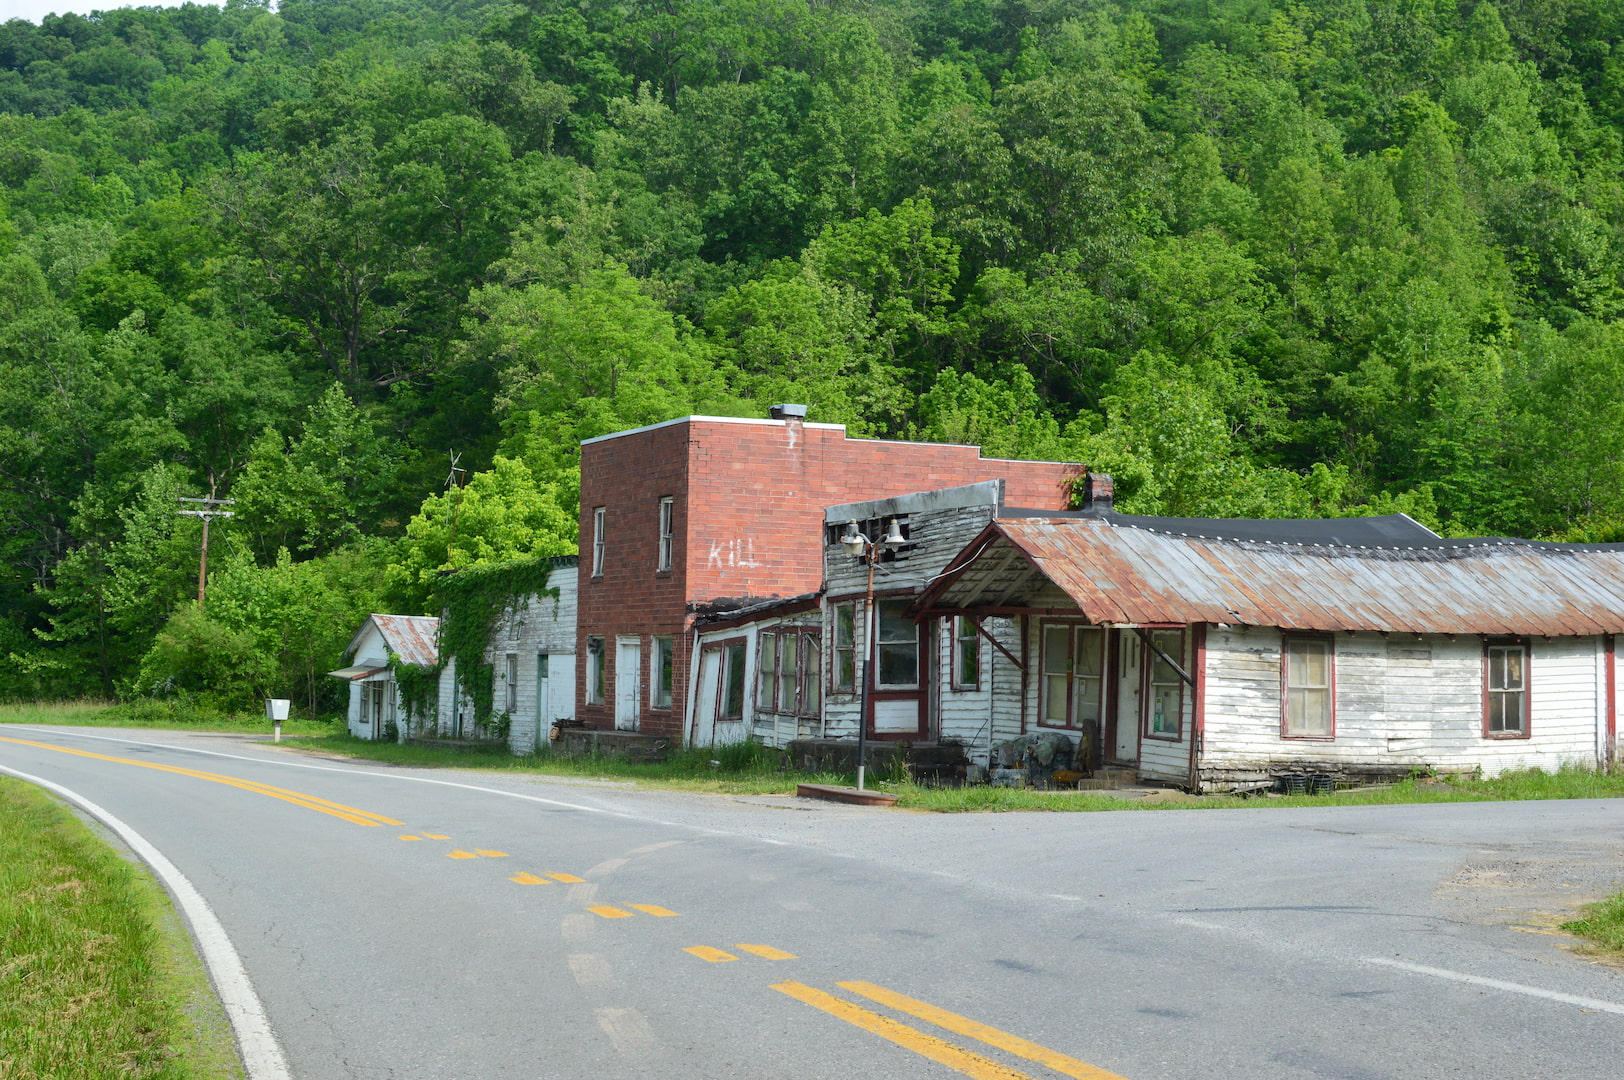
914, 523, 1109, 622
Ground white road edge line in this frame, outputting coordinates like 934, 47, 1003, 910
1365, 957, 1624, 1015
0, 764, 294, 1080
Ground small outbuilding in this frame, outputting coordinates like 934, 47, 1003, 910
328, 614, 440, 741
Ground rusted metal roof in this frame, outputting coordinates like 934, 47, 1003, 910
346, 614, 440, 667
919, 518, 1624, 637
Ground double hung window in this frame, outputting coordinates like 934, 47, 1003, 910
1146, 630, 1185, 739
1039, 624, 1104, 729
875, 600, 920, 688
831, 603, 856, 692
656, 497, 673, 572
953, 617, 980, 690
1281, 635, 1334, 738
757, 628, 823, 717
1484, 639, 1529, 737
591, 507, 606, 577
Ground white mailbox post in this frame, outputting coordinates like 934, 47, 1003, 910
266, 698, 291, 742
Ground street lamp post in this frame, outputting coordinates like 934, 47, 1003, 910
840, 517, 906, 790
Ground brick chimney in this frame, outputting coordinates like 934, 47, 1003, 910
1081, 472, 1114, 512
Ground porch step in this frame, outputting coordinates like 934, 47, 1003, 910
1072, 767, 1140, 790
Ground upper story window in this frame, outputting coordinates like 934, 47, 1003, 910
1484, 638, 1529, 738
1281, 635, 1334, 739
657, 496, 674, 573
591, 507, 606, 577
504, 653, 518, 714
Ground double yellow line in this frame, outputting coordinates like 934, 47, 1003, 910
775, 980, 1129, 1080
0, 736, 401, 827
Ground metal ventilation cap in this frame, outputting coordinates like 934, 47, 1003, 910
769, 403, 808, 420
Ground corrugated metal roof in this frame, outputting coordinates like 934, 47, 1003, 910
352, 614, 439, 667
923, 518, 1624, 636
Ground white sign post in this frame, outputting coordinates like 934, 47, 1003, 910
265, 698, 291, 743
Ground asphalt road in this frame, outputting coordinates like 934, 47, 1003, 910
3, 725, 1622, 1080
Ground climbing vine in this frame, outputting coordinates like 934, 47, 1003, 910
433, 556, 558, 733
387, 649, 439, 739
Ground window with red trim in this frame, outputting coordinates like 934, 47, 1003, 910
1146, 630, 1184, 740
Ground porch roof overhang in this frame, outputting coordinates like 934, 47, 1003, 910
915, 517, 1624, 637
326, 664, 390, 682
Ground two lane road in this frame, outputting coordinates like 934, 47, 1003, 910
4, 725, 1621, 1080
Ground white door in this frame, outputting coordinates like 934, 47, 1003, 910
534, 653, 550, 751
1114, 632, 1141, 763
615, 637, 640, 731
692, 646, 723, 746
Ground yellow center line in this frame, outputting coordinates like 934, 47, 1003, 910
627, 904, 679, 917
398, 835, 421, 841
839, 981, 1131, 1080
772, 982, 1035, 1080
736, 944, 797, 960
588, 905, 633, 919
510, 873, 550, 885
474, 849, 509, 858
421, 833, 450, 839
548, 873, 586, 883
684, 946, 737, 962
0, 736, 402, 826
447, 850, 478, 859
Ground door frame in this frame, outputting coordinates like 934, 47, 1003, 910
614, 636, 640, 731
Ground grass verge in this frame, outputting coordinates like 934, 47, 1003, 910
1563, 891, 1624, 958
0, 699, 338, 737
0, 777, 243, 1080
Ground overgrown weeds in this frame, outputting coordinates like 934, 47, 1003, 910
1564, 891, 1624, 957
0, 778, 242, 1079
1, 699, 338, 736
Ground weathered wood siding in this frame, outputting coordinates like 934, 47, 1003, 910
937, 616, 1021, 762
495, 571, 579, 755
1200, 627, 1605, 781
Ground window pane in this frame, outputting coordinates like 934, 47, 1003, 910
835, 604, 854, 647
723, 643, 746, 719
956, 618, 979, 686
878, 643, 918, 686
757, 635, 777, 709
1290, 641, 1329, 688
1075, 629, 1103, 677
878, 601, 914, 643
779, 636, 798, 714
803, 637, 821, 715
836, 650, 855, 691
1076, 676, 1102, 724
1151, 685, 1179, 733
1043, 674, 1068, 724
1043, 626, 1070, 675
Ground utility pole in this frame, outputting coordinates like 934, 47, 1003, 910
177, 496, 234, 612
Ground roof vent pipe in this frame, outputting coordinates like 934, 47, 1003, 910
769, 403, 807, 421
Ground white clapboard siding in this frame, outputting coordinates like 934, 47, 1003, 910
1201, 627, 1604, 778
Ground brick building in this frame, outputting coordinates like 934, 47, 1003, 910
574, 409, 1081, 742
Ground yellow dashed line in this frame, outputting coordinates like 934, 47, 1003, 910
627, 904, 680, 917
772, 982, 1035, 1080
736, 944, 797, 960
588, 905, 633, 919
474, 849, 509, 858
422, 833, 450, 839
0, 736, 401, 827
548, 873, 586, 883
510, 873, 549, 885
839, 981, 1131, 1080
684, 946, 736, 962
447, 850, 478, 860
398, 835, 421, 841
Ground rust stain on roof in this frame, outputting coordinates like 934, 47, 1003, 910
368, 613, 440, 667
929, 519, 1624, 637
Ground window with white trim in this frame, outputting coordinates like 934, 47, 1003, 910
586, 637, 604, 705
953, 617, 980, 690
831, 602, 856, 692
657, 496, 673, 572
1282, 635, 1333, 738
1485, 639, 1529, 737
651, 636, 673, 709
591, 506, 606, 577
504, 653, 518, 714
1039, 623, 1104, 728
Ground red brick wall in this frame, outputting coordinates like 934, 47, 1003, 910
576, 416, 1081, 740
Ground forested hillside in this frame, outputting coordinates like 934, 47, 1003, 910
3, 0, 1622, 708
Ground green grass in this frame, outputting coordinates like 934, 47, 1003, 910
0, 699, 339, 737
1564, 890, 1624, 958
0, 778, 243, 1080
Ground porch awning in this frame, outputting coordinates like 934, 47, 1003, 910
326, 663, 389, 682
